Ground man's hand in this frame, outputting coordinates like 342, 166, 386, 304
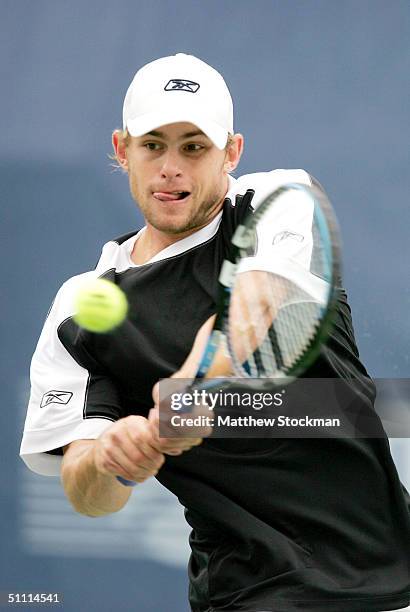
148, 404, 209, 455
91, 415, 166, 484
150, 347, 215, 454
91, 402, 207, 486
61, 408, 204, 516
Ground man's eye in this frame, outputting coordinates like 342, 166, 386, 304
185, 143, 203, 152
144, 142, 161, 151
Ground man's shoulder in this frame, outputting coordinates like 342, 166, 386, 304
93, 230, 142, 275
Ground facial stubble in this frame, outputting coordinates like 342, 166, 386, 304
129, 169, 228, 235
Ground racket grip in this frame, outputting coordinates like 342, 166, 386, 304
116, 476, 137, 486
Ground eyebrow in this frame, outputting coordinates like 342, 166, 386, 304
145, 129, 207, 140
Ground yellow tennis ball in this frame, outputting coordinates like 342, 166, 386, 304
73, 278, 128, 333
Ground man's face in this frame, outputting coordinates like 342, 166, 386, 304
123, 122, 233, 236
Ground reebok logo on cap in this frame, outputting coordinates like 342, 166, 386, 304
164, 79, 200, 93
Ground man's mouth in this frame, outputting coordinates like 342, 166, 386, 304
153, 191, 191, 202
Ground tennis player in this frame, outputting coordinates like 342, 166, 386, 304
20, 54, 409, 612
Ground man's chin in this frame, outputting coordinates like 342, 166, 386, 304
148, 216, 199, 236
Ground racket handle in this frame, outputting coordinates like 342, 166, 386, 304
116, 476, 137, 486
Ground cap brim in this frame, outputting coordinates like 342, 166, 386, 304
125, 108, 229, 150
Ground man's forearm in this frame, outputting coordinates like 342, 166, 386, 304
61, 441, 132, 517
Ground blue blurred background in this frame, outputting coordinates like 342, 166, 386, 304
2, 1, 409, 610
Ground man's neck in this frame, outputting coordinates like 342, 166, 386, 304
131, 227, 189, 265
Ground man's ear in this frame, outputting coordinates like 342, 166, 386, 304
224, 133, 244, 173
112, 131, 129, 171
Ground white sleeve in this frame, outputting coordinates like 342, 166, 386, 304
20, 272, 118, 477
235, 168, 312, 208
236, 170, 329, 304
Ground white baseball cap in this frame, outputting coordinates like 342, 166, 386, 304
122, 53, 234, 150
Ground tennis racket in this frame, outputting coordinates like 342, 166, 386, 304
117, 181, 341, 485
195, 181, 341, 384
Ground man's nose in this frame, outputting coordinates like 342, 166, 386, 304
159, 150, 183, 179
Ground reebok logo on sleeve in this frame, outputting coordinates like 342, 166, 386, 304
272, 230, 304, 245
40, 390, 73, 408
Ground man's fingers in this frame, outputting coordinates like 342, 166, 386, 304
122, 418, 165, 468
159, 437, 204, 453
93, 415, 165, 483
147, 406, 207, 453
111, 454, 159, 484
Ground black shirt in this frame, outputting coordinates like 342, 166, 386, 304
21, 170, 410, 612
